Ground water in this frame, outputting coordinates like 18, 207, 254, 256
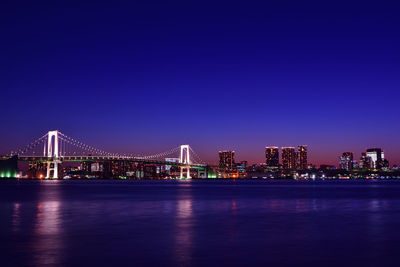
1, 179, 400, 267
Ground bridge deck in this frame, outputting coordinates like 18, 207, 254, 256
18, 156, 207, 168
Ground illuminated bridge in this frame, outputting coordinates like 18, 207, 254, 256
9, 130, 209, 179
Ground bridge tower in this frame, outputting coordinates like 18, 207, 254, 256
45, 130, 61, 179
179, 145, 191, 179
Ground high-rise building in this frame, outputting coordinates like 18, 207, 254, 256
339, 152, 353, 170
219, 151, 235, 172
353, 161, 359, 169
282, 147, 296, 170
297, 145, 308, 170
366, 148, 385, 169
360, 152, 372, 169
265, 146, 279, 167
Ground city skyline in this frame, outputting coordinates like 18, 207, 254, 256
1, 128, 397, 168
2, 2, 400, 267
2, 1, 400, 166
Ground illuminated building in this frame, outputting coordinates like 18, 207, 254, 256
265, 147, 279, 167
360, 152, 372, 169
366, 148, 385, 169
378, 158, 390, 170
27, 160, 46, 178
111, 161, 130, 177
91, 162, 102, 172
236, 161, 247, 174
219, 151, 235, 172
165, 158, 180, 174
80, 161, 91, 172
144, 164, 159, 179
0, 156, 18, 178
297, 145, 308, 170
248, 164, 261, 172
282, 147, 296, 170
353, 161, 359, 169
339, 152, 353, 171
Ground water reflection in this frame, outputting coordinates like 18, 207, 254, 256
368, 199, 383, 212
260, 198, 327, 213
4, 180, 400, 266
174, 183, 193, 265
12, 203, 21, 232
367, 199, 386, 239
231, 199, 237, 213
35, 201, 61, 234
32, 181, 63, 266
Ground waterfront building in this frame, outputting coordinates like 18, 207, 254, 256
0, 156, 18, 178
219, 151, 235, 172
378, 159, 390, 170
360, 152, 372, 169
265, 146, 279, 167
297, 145, 308, 170
353, 161, 359, 169
366, 148, 385, 169
165, 158, 180, 174
247, 164, 261, 173
339, 152, 353, 171
91, 162, 102, 172
236, 161, 247, 175
26, 160, 47, 178
282, 147, 296, 170
80, 161, 91, 172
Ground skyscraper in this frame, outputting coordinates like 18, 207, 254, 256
282, 147, 296, 170
297, 145, 307, 170
366, 148, 385, 169
265, 146, 279, 167
339, 152, 353, 170
360, 152, 372, 169
219, 151, 235, 172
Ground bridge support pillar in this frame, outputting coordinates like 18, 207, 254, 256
179, 145, 191, 179
46, 161, 60, 179
180, 166, 191, 179
45, 130, 61, 179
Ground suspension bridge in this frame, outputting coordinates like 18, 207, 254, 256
9, 130, 209, 179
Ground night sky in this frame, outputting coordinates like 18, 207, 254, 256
2, 1, 400, 166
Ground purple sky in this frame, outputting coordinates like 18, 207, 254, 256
2, 1, 400, 166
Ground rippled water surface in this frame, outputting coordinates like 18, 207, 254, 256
1, 179, 400, 266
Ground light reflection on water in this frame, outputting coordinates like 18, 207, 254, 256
33, 182, 63, 266
3, 180, 400, 266
12, 203, 21, 232
174, 183, 194, 265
